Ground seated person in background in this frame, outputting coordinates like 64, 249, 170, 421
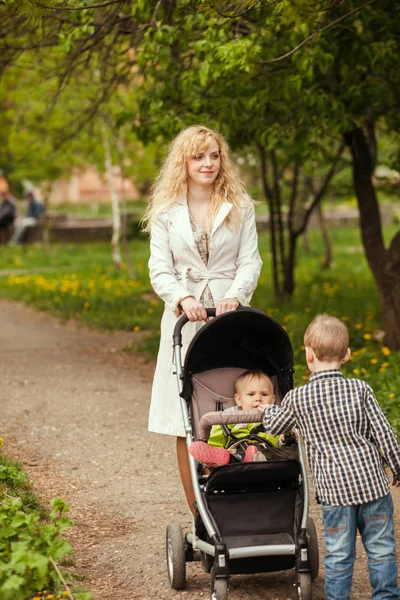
189, 370, 282, 467
9, 191, 45, 245
0, 191, 17, 234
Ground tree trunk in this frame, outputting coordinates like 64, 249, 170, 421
258, 144, 282, 298
283, 233, 296, 296
282, 146, 343, 295
344, 127, 400, 349
102, 126, 122, 269
316, 202, 332, 270
116, 130, 136, 279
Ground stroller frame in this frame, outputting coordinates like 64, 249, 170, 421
167, 307, 318, 599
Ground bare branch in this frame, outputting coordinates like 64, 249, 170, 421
209, 0, 279, 19
29, 0, 124, 11
295, 140, 346, 237
261, 0, 378, 64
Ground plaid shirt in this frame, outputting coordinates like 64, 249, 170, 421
263, 370, 400, 506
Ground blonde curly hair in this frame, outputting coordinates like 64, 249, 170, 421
142, 125, 251, 233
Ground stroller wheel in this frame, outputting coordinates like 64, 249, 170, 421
306, 516, 319, 581
297, 572, 312, 600
166, 523, 186, 590
210, 576, 228, 600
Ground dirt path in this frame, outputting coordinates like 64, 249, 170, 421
0, 300, 399, 600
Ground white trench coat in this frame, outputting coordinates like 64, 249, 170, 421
148, 198, 262, 437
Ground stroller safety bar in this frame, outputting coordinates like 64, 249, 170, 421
199, 409, 265, 440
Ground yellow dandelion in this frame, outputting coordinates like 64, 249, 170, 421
302, 375, 308, 381
354, 323, 363, 329
388, 393, 395, 399
370, 358, 378, 364
363, 334, 372, 340
382, 346, 391, 356
361, 368, 367, 374
381, 362, 390, 368
133, 325, 140, 332
0, 438, 4, 447
46, 595, 55, 599
353, 369, 360, 375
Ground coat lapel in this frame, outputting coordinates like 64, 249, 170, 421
211, 202, 233, 237
168, 201, 199, 255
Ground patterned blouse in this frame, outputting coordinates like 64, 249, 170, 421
189, 215, 215, 314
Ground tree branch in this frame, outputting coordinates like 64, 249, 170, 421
261, 0, 378, 64
295, 140, 345, 237
29, 0, 124, 11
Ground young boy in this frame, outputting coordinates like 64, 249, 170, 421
189, 370, 280, 467
263, 314, 400, 600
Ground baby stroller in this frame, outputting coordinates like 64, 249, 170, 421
166, 307, 319, 599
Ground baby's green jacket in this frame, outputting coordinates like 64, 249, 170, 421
208, 422, 280, 449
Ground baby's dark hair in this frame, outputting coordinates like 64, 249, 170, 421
234, 370, 272, 393
304, 314, 349, 361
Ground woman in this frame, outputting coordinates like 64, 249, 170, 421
143, 125, 262, 513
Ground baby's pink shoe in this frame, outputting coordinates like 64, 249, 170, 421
243, 445, 258, 463
189, 441, 231, 467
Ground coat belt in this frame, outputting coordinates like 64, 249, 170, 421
180, 267, 235, 284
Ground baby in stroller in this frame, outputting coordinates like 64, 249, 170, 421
189, 370, 292, 467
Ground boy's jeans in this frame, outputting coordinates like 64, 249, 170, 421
321, 493, 399, 600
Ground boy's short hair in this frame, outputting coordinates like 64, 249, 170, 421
235, 370, 272, 393
304, 314, 349, 361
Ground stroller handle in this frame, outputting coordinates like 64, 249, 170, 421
173, 308, 216, 346
199, 409, 264, 440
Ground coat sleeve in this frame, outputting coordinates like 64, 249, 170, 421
220, 203, 262, 306
149, 214, 192, 315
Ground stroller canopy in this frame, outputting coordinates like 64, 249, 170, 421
181, 307, 294, 400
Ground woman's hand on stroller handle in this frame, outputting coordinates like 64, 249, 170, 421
216, 297, 239, 315
199, 409, 264, 441
179, 297, 208, 322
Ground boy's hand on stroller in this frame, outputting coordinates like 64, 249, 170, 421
180, 297, 208, 322
280, 430, 298, 446
216, 297, 239, 315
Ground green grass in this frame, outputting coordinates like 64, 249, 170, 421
0, 224, 399, 431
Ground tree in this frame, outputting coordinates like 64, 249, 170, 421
1, 0, 400, 345
128, 0, 400, 345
